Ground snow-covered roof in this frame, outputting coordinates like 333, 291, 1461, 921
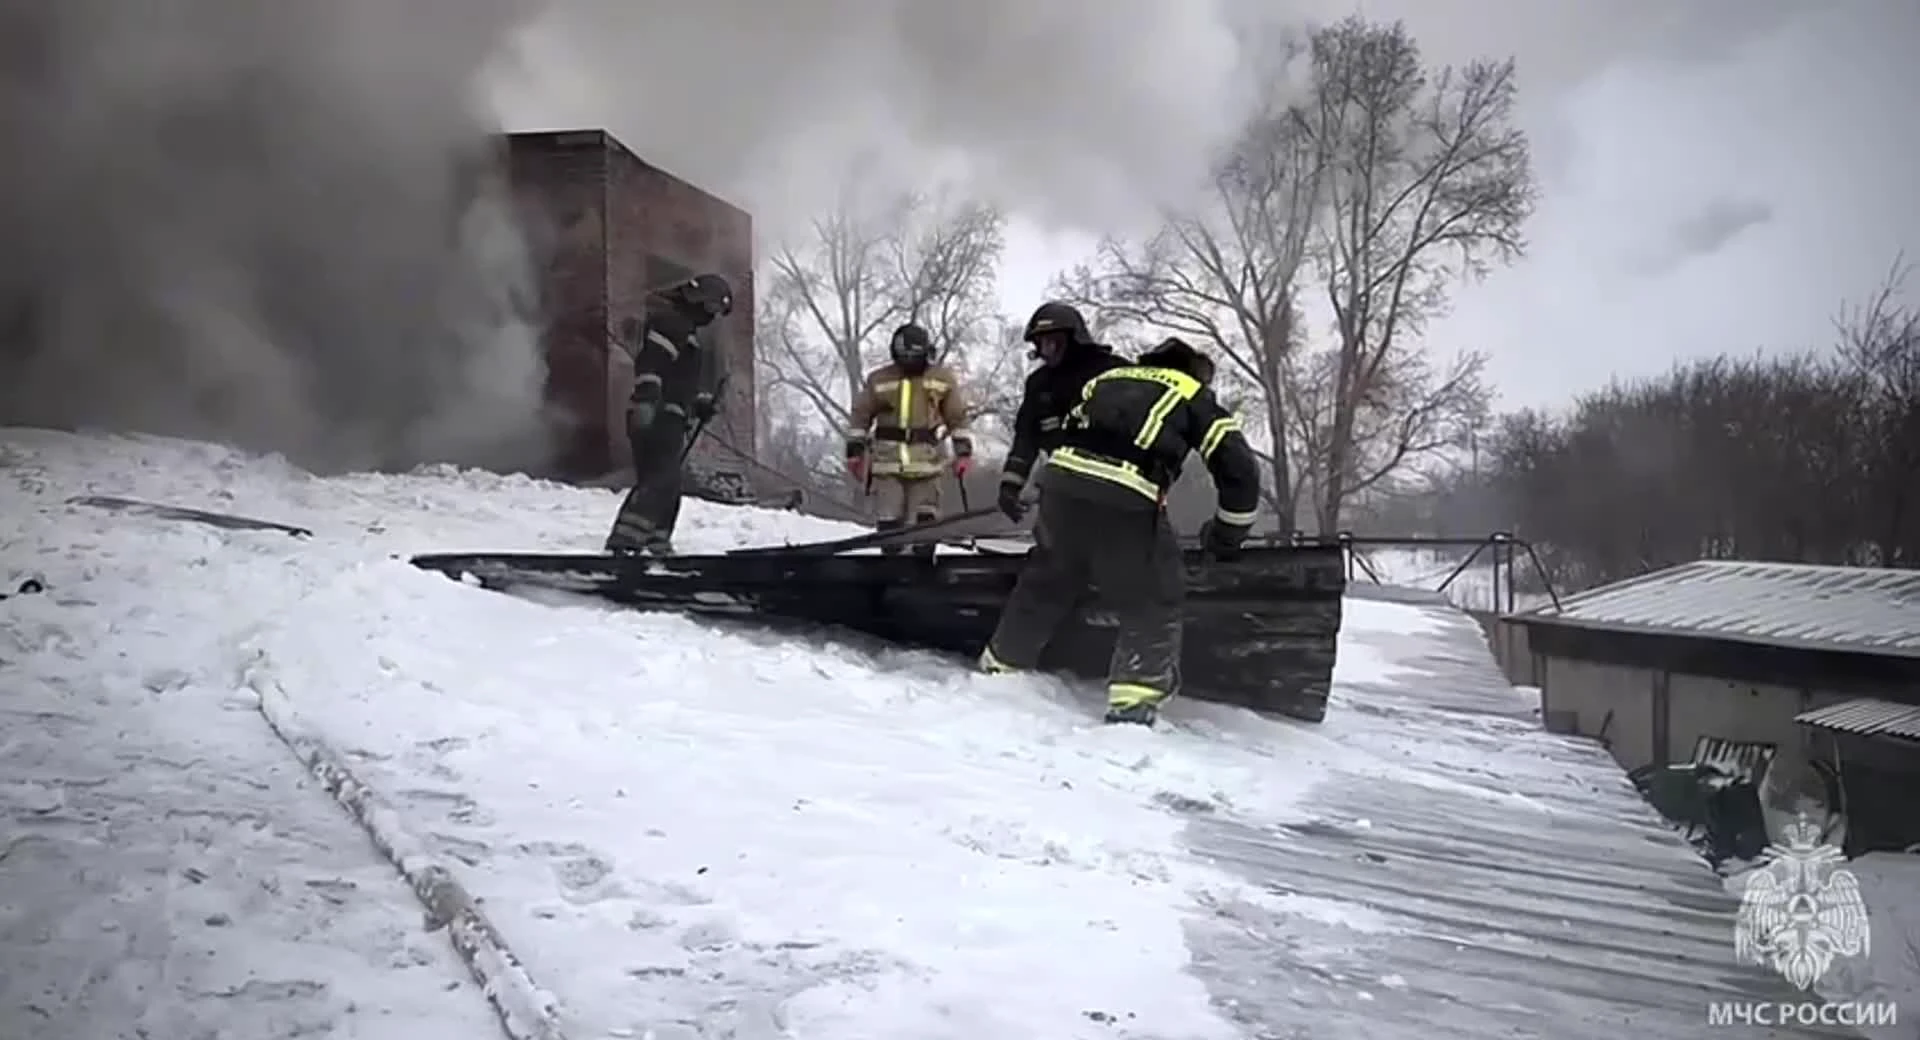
1515, 559, 1920, 659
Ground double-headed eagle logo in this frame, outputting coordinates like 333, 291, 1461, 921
1733, 817, 1871, 990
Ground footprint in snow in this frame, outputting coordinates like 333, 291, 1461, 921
4, 782, 64, 815
431, 833, 493, 867
1151, 790, 1219, 815
515, 839, 595, 858
552, 854, 615, 893
511, 840, 629, 903
399, 789, 494, 826
675, 916, 739, 951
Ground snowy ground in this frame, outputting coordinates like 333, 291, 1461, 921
4, 427, 1911, 1040
3, 429, 1342, 1040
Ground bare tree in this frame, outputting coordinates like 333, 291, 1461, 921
1282, 332, 1491, 523
1834, 254, 1920, 561
1306, 16, 1534, 530
758, 168, 1011, 440
1478, 343, 1913, 590
1053, 30, 1327, 532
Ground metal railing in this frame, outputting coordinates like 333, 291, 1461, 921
1246, 531, 1564, 614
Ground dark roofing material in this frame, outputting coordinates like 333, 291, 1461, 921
1797, 698, 1920, 740
1515, 560, 1920, 658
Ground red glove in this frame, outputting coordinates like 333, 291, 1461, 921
952, 455, 972, 478
848, 455, 867, 480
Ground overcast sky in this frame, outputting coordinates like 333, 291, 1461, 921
490, 0, 1920, 413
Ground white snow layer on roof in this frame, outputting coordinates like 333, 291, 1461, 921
2, 427, 1384, 1040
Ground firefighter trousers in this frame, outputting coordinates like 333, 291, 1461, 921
982, 490, 1185, 708
606, 409, 687, 554
869, 473, 942, 557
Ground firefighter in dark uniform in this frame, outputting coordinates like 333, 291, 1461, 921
980, 324, 1261, 726
605, 273, 733, 556
991, 301, 1128, 505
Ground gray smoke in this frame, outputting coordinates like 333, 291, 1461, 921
2, 0, 1851, 476
491, 0, 1809, 242
0, 0, 551, 473
490, 0, 1260, 238
0, 0, 1277, 473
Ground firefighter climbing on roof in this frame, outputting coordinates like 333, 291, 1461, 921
605, 273, 733, 556
979, 325, 1262, 726
845, 322, 973, 558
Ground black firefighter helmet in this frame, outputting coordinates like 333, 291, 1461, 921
1138, 336, 1216, 385
1022, 301, 1094, 364
889, 322, 933, 372
660, 273, 734, 325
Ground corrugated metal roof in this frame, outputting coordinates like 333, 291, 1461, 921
1517, 559, 1920, 658
1796, 698, 1920, 740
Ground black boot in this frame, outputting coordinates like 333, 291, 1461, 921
607, 538, 673, 557
1104, 702, 1159, 726
910, 522, 939, 560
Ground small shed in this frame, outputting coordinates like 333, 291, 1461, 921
1511, 560, 1920, 854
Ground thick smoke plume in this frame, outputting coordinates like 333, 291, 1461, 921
490, 0, 1257, 238
0, 0, 1269, 473
3, 0, 1855, 476
0, 0, 549, 473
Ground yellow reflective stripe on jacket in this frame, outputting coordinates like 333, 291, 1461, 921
1054, 366, 1205, 500
1077, 365, 1203, 450
1129, 369, 1201, 447
1051, 447, 1161, 501
895, 378, 913, 471
1136, 386, 1186, 448
1199, 417, 1238, 458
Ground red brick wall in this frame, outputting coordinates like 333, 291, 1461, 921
604, 137, 755, 477
501, 128, 754, 483
505, 130, 609, 481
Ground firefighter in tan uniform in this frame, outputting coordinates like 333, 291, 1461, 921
845, 323, 973, 557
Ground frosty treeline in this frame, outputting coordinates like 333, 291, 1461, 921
1379, 259, 1920, 588
753, 16, 1534, 533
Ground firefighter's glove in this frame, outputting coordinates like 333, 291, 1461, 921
846, 441, 868, 480
689, 392, 718, 424
1200, 520, 1246, 561
952, 455, 972, 478
628, 401, 659, 433
996, 481, 1025, 523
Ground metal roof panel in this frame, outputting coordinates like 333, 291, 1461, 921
1516, 560, 1920, 657
1796, 698, 1920, 739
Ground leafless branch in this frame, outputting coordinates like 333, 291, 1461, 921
758, 168, 1022, 452
1047, 28, 1330, 531
1305, 16, 1532, 529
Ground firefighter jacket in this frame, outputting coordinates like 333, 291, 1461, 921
1045, 363, 1262, 531
1000, 344, 1127, 492
846, 362, 972, 478
627, 305, 721, 420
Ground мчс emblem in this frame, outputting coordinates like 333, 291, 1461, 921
1733, 816, 1871, 990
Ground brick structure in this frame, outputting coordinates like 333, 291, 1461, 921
502, 128, 754, 483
